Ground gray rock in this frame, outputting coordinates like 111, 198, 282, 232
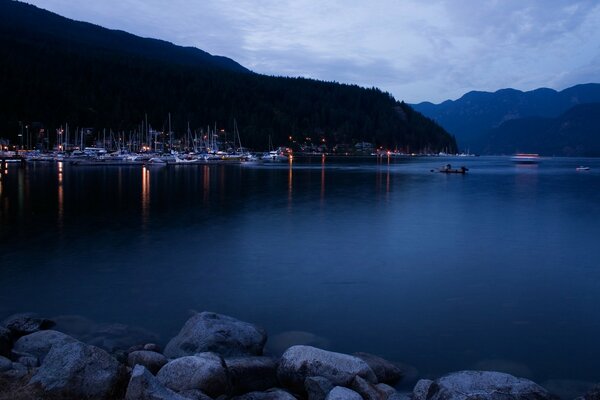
0, 326, 11, 357
144, 343, 162, 352
412, 371, 552, 400
226, 356, 279, 394
165, 312, 267, 359
326, 386, 363, 400
278, 345, 377, 392
576, 384, 600, 400
157, 352, 229, 397
413, 379, 434, 400
178, 388, 214, 400
17, 355, 38, 368
375, 383, 398, 398
29, 340, 125, 399
354, 352, 403, 384
0, 355, 12, 372
1, 361, 29, 379
13, 329, 76, 364
351, 375, 384, 400
126, 364, 189, 400
128, 350, 168, 374
305, 376, 334, 400
2, 313, 54, 337
232, 389, 297, 400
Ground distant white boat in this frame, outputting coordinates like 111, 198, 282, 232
576, 166, 590, 171
511, 153, 540, 164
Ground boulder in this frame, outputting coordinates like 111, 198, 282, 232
375, 383, 398, 398
226, 356, 279, 394
144, 343, 162, 352
305, 376, 334, 400
178, 388, 214, 400
0, 355, 12, 372
0, 326, 11, 357
12, 330, 76, 364
157, 352, 229, 398
577, 384, 600, 400
128, 350, 168, 374
164, 312, 267, 359
351, 375, 385, 400
278, 345, 377, 392
2, 313, 54, 337
326, 386, 363, 400
413, 380, 434, 400
0, 361, 28, 380
354, 352, 403, 384
232, 389, 297, 400
126, 364, 189, 400
412, 371, 552, 400
29, 340, 125, 399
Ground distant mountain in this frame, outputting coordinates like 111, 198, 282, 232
480, 103, 600, 157
0, 0, 456, 152
412, 84, 600, 153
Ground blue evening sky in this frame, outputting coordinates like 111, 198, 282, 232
26, 0, 600, 103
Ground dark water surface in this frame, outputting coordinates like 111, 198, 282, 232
1, 156, 600, 385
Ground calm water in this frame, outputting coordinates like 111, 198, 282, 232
1, 156, 600, 385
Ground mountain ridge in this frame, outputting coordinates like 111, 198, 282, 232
412, 83, 600, 154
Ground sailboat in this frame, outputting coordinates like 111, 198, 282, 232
262, 136, 288, 162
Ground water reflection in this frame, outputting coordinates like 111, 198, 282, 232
141, 166, 150, 226
288, 157, 293, 209
57, 162, 63, 228
321, 154, 326, 205
203, 165, 210, 204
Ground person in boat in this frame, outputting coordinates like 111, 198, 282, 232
460, 166, 467, 173
445, 163, 452, 171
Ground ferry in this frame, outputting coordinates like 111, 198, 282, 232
511, 153, 540, 164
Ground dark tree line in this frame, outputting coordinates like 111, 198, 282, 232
0, 0, 456, 152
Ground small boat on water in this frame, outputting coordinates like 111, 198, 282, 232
433, 164, 468, 174
576, 166, 590, 171
511, 153, 540, 164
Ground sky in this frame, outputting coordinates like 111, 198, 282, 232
26, 0, 600, 103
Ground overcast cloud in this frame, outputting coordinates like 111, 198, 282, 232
26, 0, 600, 103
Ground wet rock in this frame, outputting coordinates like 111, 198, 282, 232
267, 330, 330, 355
144, 343, 162, 353
29, 340, 125, 399
226, 356, 279, 394
578, 384, 600, 400
232, 388, 297, 400
413, 379, 434, 400
0, 361, 28, 380
412, 371, 552, 400
16, 355, 37, 368
277, 345, 377, 392
0, 355, 12, 372
165, 312, 267, 359
2, 313, 54, 338
178, 388, 214, 400
326, 386, 363, 400
128, 350, 168, 374
305, 376, 334, 400
12, 329, 76, 364
0, 326, 11, 357
375, 383, 398, 398
351, 375, 385, 400
126, 364, 189, 400
157, 352, 229, 398
354, 352, 403, 385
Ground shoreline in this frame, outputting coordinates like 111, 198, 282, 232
1, 311, 597, 400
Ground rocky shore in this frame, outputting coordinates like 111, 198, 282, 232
0, 311, 598, 400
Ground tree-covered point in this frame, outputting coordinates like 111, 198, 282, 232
0, 0, 456, 152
